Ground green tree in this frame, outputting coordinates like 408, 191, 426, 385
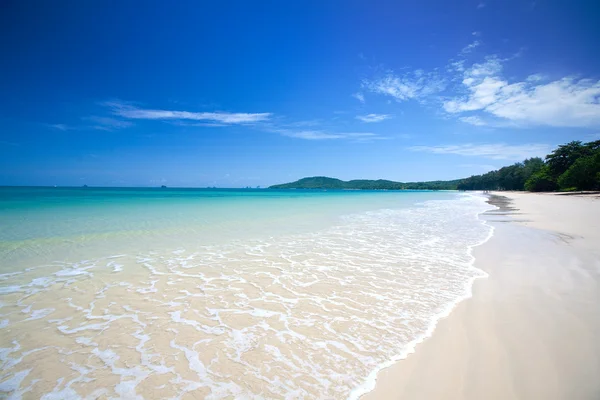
458, 157, 544, 191
525, 166, 558, 192
522, 157, 545, 179
557, 152, 600, 190
586, 140, 600, 152
545, 141, 591, 178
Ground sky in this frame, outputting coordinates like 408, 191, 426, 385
1, 0, 599, 187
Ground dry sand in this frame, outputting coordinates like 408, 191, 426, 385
363, 192, 600, 400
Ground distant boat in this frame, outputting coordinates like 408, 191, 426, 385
161, 185, 167, 188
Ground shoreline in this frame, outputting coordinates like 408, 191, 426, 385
361, 191, 600, 400
350, 193, 496, 399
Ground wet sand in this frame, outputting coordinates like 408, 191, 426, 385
363, 192, 600, 400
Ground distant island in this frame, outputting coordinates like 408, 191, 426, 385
270, 140, 600, 192
269, 176, 461, 190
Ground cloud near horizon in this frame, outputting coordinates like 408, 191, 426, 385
408, 143, 553, 160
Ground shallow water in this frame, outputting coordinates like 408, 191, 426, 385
0, 188, 493, 399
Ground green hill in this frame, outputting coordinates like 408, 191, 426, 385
269, 176, 461, 190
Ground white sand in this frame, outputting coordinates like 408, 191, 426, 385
363, 192, 600, 400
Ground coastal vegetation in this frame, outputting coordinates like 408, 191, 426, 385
458, 140, 600, 192
270, 140, 600, 192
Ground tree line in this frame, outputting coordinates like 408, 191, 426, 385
457, 140, 600, 192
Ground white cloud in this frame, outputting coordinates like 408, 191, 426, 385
353, 92, 365, 103
468, 56, 503, 77
443, 57, 600, 127
477, 2, 486, 9
363, 70, 446, 102
444, 76, 506, 113
472, 31, 481, 37
105, 101, 271, 124
487, 78, 600, 127
356, 113, 393, 123
459, 116, 488, 126
358, 37, 600, 129
408, 143, 553, 160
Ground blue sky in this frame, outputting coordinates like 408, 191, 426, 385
1, 1, 599, 187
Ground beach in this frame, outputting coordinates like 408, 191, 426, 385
364, 192, 600, 400
2, 188, 599, 399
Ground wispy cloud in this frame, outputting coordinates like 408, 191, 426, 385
408, 143, 553, 160
477, 2, 486, 9
285, 119, 323, 128
448, 60, 466, 73
85, 116, 133, 131
46, 117, 132, 132
356, 113, 393, 123
104, 101, 271, 124
526, 73, 546, 82
460, 40, 481, 55
352, 92, 365, 103
48, 123, 71, 131
458, 116, 488, 126
363, 69, 446, 102
268, 127, 382, 141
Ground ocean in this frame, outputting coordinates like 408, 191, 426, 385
0, 187, 494, 399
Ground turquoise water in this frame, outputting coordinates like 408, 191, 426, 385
0, 187, 493, 399
1, 187, 456, 240
0, 187, 455, 271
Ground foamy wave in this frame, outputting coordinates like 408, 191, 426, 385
0, 194, 494, 399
